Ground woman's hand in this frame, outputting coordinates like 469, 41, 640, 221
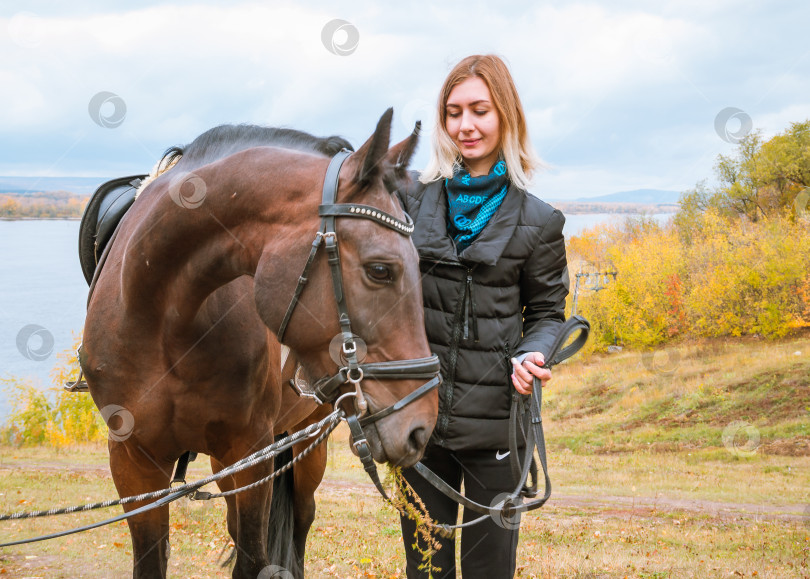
510, 352, 551, 395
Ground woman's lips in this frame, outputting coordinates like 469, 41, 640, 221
461, 139, 481, 147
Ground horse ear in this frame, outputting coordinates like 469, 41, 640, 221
385, 120, 420, 181
351, 108, 394, 186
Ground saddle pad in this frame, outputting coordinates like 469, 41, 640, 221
78, 175, 146, 285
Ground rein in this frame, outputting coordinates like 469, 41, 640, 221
277, 149, 442, 497
412, 315, 590, 532
10, 150, 577, 547
278, 149, 590, 522
0, 409, 342, 547
4, 150, 442, 547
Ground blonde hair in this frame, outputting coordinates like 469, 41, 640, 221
421, 54, 544, 190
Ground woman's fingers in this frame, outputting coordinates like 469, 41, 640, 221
511, 353, 553, 395
511, 360, 535, 394
510, 357, 531, 383
523, 359, 552, 384
512, 373, 532, 395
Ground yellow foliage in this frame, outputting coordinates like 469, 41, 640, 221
567, 212, 810, 349
684, 211, 810, 337
2, 334, 107, 448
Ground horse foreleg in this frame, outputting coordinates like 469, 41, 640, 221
291, 436, 329, 568
214, 451, 274, 579
110, 441, 173, 579
212, 457, 239, 568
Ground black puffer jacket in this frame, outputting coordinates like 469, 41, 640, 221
398, 172, 568, 450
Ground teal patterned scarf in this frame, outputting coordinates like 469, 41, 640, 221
445, 158, 509, 253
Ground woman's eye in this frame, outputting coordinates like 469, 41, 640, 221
365, 263, 393, 283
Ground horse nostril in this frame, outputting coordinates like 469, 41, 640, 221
408, 427, 428, 453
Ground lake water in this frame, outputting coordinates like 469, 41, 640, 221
562, 212, 671, 236
0, 213, 671, 418
0, 221, 88, 418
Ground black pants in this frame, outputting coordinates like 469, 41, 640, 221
399, 444, 521, 579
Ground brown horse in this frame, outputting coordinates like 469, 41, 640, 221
80, 109, 438, 578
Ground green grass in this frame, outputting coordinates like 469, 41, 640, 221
1, 438, 809, 577
545, 335, 810, 456
1, 335, 810, 577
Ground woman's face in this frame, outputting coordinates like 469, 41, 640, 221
445, 76, 501, 176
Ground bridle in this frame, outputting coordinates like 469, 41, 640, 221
277, 149, 442, 494
276, 149, 591, 528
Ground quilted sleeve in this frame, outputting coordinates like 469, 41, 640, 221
515, 208, 569, 359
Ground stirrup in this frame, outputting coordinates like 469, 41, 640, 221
288, 366, 322, 403
64, 369, 89, 392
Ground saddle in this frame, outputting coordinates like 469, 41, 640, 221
67, 175, 144, 393
78, 175, 146, 286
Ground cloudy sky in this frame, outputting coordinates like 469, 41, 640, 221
1, 0, 808, 199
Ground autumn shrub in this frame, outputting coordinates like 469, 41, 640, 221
568, 216, 685, 349
568, 212, 810, 349
1, 336, 106, 448
684, 211, 810, 337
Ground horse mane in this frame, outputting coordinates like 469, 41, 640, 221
137, 124, 354, 196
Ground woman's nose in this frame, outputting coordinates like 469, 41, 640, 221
459, 111, 474, 133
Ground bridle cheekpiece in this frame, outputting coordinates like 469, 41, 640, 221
276, 149, 442, 494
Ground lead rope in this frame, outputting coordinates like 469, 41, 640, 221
409, 315, 590, 533
0, 410, 342, 547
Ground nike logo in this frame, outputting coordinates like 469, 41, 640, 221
495, 450, 510, 460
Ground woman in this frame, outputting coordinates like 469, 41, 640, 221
396, 54, 569, 578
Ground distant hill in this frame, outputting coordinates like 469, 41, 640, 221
0, 176, 112, 196
551, 189, 682, 205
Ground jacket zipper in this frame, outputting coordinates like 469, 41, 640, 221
430, 259, 477, 443
462, 273, 480, 343
504, 340, 514, 390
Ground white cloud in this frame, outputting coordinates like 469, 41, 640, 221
0, 1, 807, 195
754, 104, 810, 139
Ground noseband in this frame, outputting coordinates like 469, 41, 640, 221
277, 149, 441, 491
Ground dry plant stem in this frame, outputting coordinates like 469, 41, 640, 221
385, 466, 444, 577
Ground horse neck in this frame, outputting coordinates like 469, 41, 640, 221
120, 152, 324, 327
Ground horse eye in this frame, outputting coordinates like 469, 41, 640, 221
365, 263, 393, 283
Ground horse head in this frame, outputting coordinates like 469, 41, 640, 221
255, 109, 437, 467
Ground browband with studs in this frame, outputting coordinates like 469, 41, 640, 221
318, 203, 414, 236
